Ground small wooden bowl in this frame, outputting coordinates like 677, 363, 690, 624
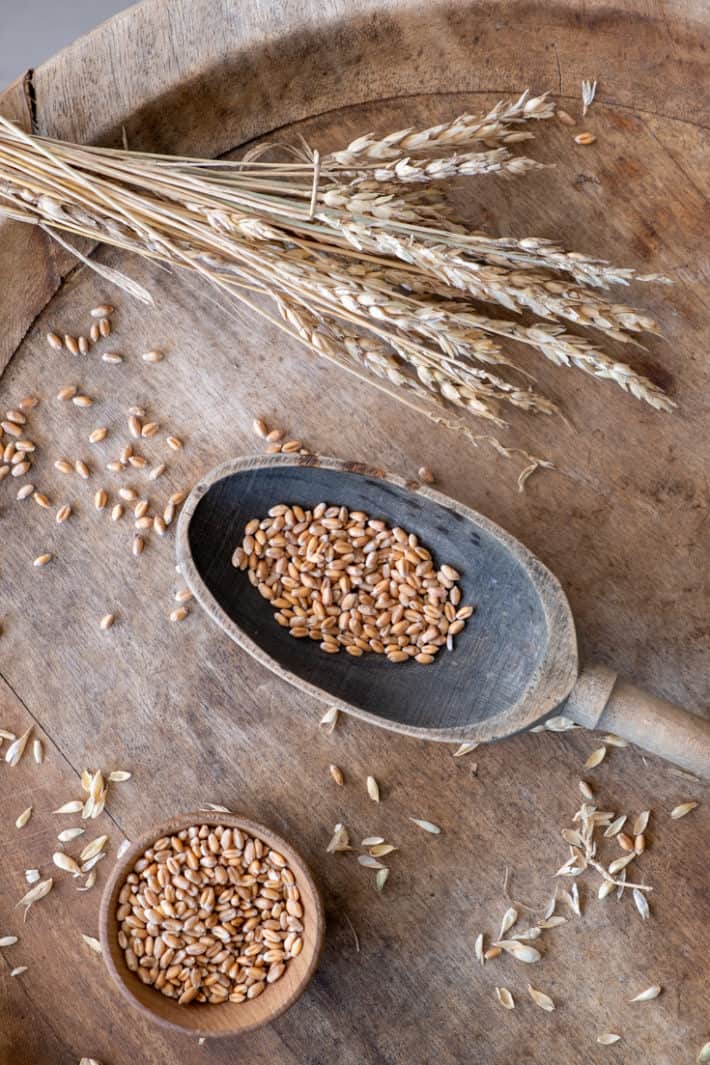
99, 811, 325, 1037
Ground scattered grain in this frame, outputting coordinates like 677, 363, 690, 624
53, 801, 84, 814
107, 770, 131, 783
584, 746, 606, 769
52, 852, 82, 876
329, 764, 344, 785
362, 776, 379, 803
498, 907, 518, 939
16, 878, 53, 915
670, 801, 698, 819
574, 132, 596, 145
319, 707, 339, 733
58, 828, 85, 843
555, 109, 576, 126
409, 817, 441, 835
629, 985, 661, 1003
632, 887, 650, 920
527, 985, 555, 1011
15, 806, 33, 828
375, 868, 389, 892
80, 835, 109, 863
453, 742, 479, 757
581, 78, 598, 117
493, 940, 541, 963
149, 462, 166, 481
0, 733, 27, 766
604, 815, 627, 838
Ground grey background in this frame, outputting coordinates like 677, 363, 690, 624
0, 0, 130, 88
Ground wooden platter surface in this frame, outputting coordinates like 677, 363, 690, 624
0, 2, 708, 1063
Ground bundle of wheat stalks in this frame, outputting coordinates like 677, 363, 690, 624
0, 92, 672, 474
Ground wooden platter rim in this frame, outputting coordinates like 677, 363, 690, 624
1, 0, 709, 377
176, 453, 579, 742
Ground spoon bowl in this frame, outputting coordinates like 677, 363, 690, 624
178, 454, 710, 776
177, 454, 577, 742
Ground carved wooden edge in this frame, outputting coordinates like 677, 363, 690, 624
1, 0, 707, 376
98, 810, 325, 1037
562, 663, 619, 728
176, 453, 579, 743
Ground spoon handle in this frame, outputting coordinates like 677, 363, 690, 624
564, 664, 710, 779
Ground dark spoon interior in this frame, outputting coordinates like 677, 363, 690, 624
177, 455, 578, 743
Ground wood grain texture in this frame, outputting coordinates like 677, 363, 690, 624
0, 1, 709, 1063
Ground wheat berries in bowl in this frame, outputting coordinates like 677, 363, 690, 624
99, 812, 324, 1037
231, 503, 475, 662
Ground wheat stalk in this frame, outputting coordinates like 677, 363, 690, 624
327, 91, 556, 164
0, 95, 674, 485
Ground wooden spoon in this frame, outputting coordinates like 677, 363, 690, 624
177, 455, 710, 778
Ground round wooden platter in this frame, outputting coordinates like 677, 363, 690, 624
0, 2, 708, 1064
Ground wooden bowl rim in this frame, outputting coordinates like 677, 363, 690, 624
175, 453, 578, 743
98, 810, 326, 1037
